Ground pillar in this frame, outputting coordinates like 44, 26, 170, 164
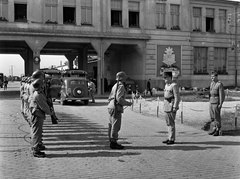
91, 40, 111, 94
25, 38, 48, 75
77, 48, 88, 70
65, 54, 77, 69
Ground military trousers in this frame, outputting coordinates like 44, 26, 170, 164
208, 103, 221, 128
108, 110, 122, 142
164, 112, 176, 141
31, 115, 44, 152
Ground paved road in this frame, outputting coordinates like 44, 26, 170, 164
0, 83, 240, 179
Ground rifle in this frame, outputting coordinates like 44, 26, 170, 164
44, 77, 58, 124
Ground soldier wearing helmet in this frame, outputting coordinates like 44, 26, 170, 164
29, 78, 53, 158
107, 71, 132, 149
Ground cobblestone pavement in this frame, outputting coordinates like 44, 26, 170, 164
0, 95, 240, 179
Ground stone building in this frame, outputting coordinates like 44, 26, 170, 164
0, 0, 239, 94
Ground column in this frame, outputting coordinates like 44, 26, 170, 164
65, 54, 77, 69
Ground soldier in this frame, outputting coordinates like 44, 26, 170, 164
20, 77, 26, 116
201, 71, 225, 136
162, 71, 180, 145
107, 71, 132, 149
29, 79, 53, 158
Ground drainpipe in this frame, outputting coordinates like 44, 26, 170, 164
235, 5, 238, 87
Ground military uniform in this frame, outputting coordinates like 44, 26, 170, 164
29, 80, 52, 157
108, 81, 131, 143
206, 80, 225, 131
163, 82, 180, 142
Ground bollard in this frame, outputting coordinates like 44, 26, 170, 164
139, 103, 141, 113
157, 106, 159, 117
181, 100, 183, 124
226, 89, 229, 99
235, 105, 238, 129
132, 99, 134, 111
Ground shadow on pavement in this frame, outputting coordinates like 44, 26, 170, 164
42, 112, 140, 158
125, 145, 220, 151
179, 141, 240, 146
47, 151, 140, 158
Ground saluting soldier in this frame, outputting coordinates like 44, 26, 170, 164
162, 71, 180, 145
202, 71, 225, 136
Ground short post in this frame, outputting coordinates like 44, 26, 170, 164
139, 103, 141, 113
157, 106, 159, 117
226, 89, 229, 99
181, 100, 183, 124
235, 105, 238, 129
157, 97, 160, 117
131, 98, 134, 111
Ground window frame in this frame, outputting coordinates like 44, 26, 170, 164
81, 0, 92, 25
194, 47, 208, 75
0, 0, 8, 21
214, 47, 228, 75
128, 1, 140, 28
156, 3, 166, 29
170, 4, 180, 30
192, 7, 202, 32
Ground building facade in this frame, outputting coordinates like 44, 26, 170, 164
0, 0, 239, 94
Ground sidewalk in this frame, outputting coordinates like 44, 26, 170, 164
0, 97, 240, 179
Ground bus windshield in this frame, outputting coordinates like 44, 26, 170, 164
62, 69, 87, 78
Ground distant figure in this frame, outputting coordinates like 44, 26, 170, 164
88, 78, 96, 103
147, 79, 152, 96
3, 79, 8, 90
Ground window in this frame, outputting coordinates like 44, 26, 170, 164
14, 3, 27, 22
111, 0, 122, 26
214, 48, 227, 74
0, 0, 8, 21
156, 3, 166, 29
63, 7, 75, 24
81, 0, 92, 25
194, 47, 208, 74
206, 8, 214, 32
45, 0, 58, 24
129, 1, 139, 28
219, 9, 226, 33
193, 7, 201, 31
170, 4, 180, 30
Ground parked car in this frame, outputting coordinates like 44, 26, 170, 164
60, 76, 89, 105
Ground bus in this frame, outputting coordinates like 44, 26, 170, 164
0, 73, 3, 88
61, 69, 88, 78
40, 68, 62, 99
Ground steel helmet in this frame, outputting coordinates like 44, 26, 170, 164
31, 70, 44, 80
116, 71, 127, 81
32, 79, 44, 90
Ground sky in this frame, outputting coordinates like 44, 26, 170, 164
0, 54, 67, 77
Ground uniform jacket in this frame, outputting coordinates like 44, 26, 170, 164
209, 81, 225, 104
163, 82, 180, 112
29, 89, 52, 119
108, 81, 131, 113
